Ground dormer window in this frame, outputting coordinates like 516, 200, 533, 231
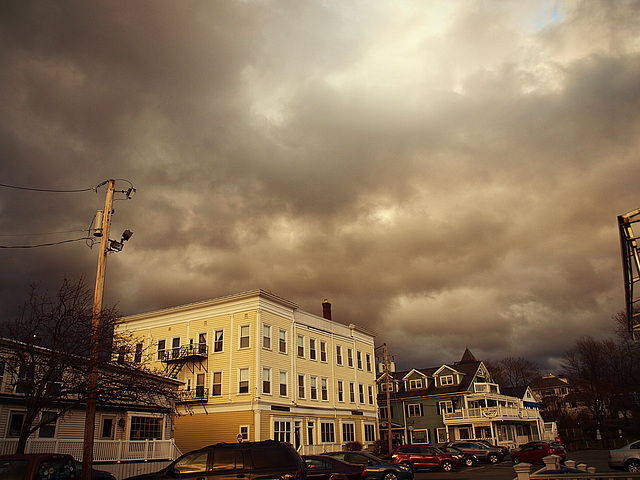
379, 382, 394, 393
440, 375, 454, 386
409, 379, 423, 389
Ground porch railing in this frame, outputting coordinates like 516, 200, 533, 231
0, 438, 182, 463
444, 405, 540, 422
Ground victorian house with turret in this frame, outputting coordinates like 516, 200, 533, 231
377, 348, 551, 449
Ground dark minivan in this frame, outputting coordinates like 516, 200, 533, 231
123, 440, 305, 480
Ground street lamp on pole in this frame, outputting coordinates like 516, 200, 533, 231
82, 180, 133, 480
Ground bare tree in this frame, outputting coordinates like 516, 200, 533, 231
484, 356, 540, 389
561, 336, 614, 439
0, 277, 178, 453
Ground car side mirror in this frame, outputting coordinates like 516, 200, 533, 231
367, 460, 374, 466
170, 468, 181, 477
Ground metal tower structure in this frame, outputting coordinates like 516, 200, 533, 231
618, 208, 640, 341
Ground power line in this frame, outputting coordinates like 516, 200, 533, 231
0, 229, 89, 237
0, 183, 95, 193
0, 237, 92, 249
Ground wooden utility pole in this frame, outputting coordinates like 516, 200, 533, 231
82, 179, 115, 480
376, 343, 395, 455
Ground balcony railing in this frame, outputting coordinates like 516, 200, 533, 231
473, 383, 500, 394
160, 344, 208, 362
178, 386, 209, 402
444, 405, 540, 423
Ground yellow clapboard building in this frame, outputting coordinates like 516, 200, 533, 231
118, 290, 378, 454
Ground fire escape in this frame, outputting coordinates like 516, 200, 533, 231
618, 208, 640, 341
160, 343, 209, 402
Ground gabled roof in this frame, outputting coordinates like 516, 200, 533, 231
530, 375, 570, 389
377, 359, 484, 398
402, 368, 429, 381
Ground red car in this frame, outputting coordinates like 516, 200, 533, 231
304, 455, 367, 480
511, 442, 567, 464
391, 445, 460, 472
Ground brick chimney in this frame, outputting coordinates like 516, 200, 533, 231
322, 299, 331, 320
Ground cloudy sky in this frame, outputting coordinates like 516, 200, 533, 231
1, 0, 639, 372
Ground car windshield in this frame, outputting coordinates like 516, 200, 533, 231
0, 459, 28, 480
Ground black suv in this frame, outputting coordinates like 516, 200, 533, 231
123, 440, 306, 480
444, 441, 504, 464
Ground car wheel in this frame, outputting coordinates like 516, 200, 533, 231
627, 459, 640, 472
488, 454, 499, 464
464, 457, 474, 467
401, 461, 413, 472
441, 460, 453, 472
512, 456, 521, 465
382, 472, 398, 480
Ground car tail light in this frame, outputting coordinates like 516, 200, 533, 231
294, 466, 305, 480
361, 467, 367, 478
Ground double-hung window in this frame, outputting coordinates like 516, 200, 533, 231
297, 335, 305, 358
239, 325, 250, 349
212, 372, 222, 396
320, 422, 335, 443
262, 368, 271, 395
320, 341, 327, 362
342, 423, 355, 443
238, 368, 249, 394
280, 371, 287, 396
298, 374, 305, 399
321, 378, 328, 401
279, 330, 287, 354
309, 339, 317, 360
337, 380, 344, 402
263, 325, 271, 349
347, 348, 353, 368
310, 377, 317, 400
214, 330, 223, 352
336, 345, 343, 365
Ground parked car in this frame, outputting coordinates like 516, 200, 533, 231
473, 439, 509, 457
511, 442, 566, 464
0, 453, 77, 479
76, 461, 117, 480
391, 445, 460, 472
444, 441, 504, 464
303, 455, 367, 480
324, 451, 413, 480
608, 439, 640, 472
435, 446, 478, 467
123, 440, 306, 480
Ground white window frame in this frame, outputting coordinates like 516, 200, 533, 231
212, 371, 222, 396
157, 339, 166, 361
279, 370, 288, 397
309, 338, 317, 360
439, 400, 454, 414
263, 324, 271, 350
409, 379, 423, 389
440, 375, 454, 386
347, 348, 353, 368
262, 367, 271, 395
349, 382, 355, 403
298, 374, 305, 399
321, 377, 328, 401
342, 422, 355, 443
364, 423, 376, 442
239, 325, 250, 349
358, 383, 365, 404
279, 329, 287, 354
368, 385, 374, 404
366, 353, 372, 372
213, 329, 224, 352
336, 345, 343, 366
297, 335, 305, 358
238, 367, 250, 394
274, 419, 291, 443
310, 376, 318, 400
408, 403, 422, 417
240, 425, 249, 441
337, 380, 344, 402
357, 351, 363, 370
320, 421, 335, 443
320, 341, 327, 362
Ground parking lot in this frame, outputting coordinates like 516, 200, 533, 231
410, 450, 613, 480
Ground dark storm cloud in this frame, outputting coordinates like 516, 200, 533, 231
1, 0, 640, 371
